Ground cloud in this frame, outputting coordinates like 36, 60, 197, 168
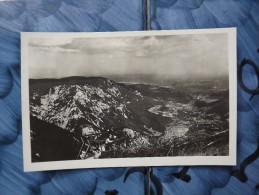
29, 38, 80, 53
29, 46, 80, 53
29, 38, 73, 47
28, 32, 229, 79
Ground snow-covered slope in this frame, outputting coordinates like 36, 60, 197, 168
29, 77, 170, 136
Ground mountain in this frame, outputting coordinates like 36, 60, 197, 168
120, 83, 193, 103
30, 115, 81, 162
29, 76, 174, 137
29, 76, 229, 159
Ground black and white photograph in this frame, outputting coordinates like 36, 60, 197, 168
21, 29, 236, 171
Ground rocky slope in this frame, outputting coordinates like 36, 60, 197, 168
29, 77, 171, 137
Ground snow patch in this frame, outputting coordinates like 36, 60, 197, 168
107, 86, 120, 97
82, 126, 95, 135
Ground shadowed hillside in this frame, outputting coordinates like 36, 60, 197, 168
29, 76, 229, 160
30, 116, 81, 162
30, 76, 172, 136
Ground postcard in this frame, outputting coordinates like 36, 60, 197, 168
21, 28, 236, 171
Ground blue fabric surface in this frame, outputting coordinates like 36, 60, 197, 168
0, 0, 259, 194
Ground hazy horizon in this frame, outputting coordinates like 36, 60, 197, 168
28, 32, 229, 79
29, 74, 229, 87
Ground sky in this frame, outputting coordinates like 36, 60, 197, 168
28, 32, 229, 80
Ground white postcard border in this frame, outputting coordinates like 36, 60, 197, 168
21, 28, 237, 172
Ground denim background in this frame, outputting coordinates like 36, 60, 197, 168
0, 0, 259, 194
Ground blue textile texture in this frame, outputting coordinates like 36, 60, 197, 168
0, 0, 259, 194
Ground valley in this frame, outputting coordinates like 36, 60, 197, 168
29, 76, 229, 162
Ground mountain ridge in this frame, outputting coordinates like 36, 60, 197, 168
29, 76, 172, 136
